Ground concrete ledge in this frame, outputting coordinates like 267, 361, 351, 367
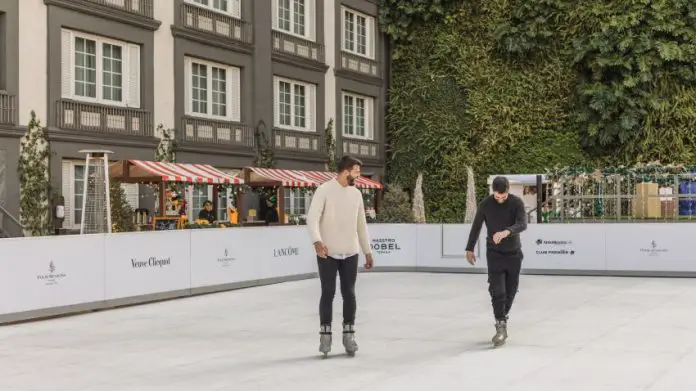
104, 289, 193, 309
0, 300, 104, 325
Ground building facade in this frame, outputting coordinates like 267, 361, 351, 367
0, 0, 388, 235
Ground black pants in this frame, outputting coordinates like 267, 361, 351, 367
487, 250, 523, 321
317, 254, 359, 326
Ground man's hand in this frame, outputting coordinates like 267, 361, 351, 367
364, 254, 374, 270
314, 241, 328, 259
466, 251, 476, 266
492, 230, 511, 244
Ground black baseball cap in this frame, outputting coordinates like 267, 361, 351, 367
491, 176, 509, 193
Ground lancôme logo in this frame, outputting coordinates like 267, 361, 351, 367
37, 261, 67, 286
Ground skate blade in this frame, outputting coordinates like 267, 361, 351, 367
321, 352, 329, 359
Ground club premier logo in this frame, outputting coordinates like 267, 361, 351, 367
535, 238, 575, 255
37, 261, 67, 286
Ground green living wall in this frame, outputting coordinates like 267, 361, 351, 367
380, 0, 696, 222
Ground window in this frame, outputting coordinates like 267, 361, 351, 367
342, 7, 375, 59
217, 188, 235, 221
272, 0, 315, 41
284, 188, 310, 217
186, 0, 241, 18
184, 57, 241, 122
61, 29, 141, 107
273, 77, 316, 132
342, 92, 374, 140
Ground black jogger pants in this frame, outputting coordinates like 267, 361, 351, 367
317, 254, 359, 326
487, 250, 523, 321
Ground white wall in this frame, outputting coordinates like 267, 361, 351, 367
152, 0, 176, 136
17, 0, 48, 126
323, 0, 336, 136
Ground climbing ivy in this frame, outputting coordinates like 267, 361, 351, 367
382, 0, 696, 221
253, 128, 275, 168
324, 118, 337, 172
18, 111, 53, 236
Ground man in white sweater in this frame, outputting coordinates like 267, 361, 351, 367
306, 155, 374, 358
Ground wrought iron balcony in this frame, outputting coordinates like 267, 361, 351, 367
181, 2, 252, 45
0, 91, 17, 125
84, 0, 153, 18
272, 128, 325, 156
56, 100, 153, 137
181, 117, 255, 149
272, 31, 324, 63
340, 51, 379, 78
341, 137, 382, 161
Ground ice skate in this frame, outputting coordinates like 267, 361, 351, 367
319, 324, 332, 358
342, 323, 358, 357
492, 319, 508, 347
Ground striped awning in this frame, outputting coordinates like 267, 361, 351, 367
302, 171, 384, 190
127, 160, 243, 184
248, 167, 319, 187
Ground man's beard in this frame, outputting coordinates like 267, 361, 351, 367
347, 176, 356, 186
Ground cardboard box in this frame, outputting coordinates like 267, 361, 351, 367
633, 182, 660, 218
661, 200, 677, 217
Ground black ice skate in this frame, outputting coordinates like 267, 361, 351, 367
319, 324, 332, 358
342, 323, 358, 357
492, 319, 508, 347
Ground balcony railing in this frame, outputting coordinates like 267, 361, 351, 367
56, 100, 153, 137
340, 51, 379, 78
84, 0, 154, 18
273, 128, 325, 155
272, 31, 324, 63
181, 117, 255, 149
341, 137, 381, 160
0, 91, 17, 125
181, 3, 252, 44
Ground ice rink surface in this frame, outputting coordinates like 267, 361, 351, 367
1, 272, 695, 391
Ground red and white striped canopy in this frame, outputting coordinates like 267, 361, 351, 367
302, 170, 384, 190
129, 160, 243, 184
248, 167, 319, 187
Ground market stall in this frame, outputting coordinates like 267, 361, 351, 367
109, 160, 244, 230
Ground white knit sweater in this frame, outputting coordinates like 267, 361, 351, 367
306, 179, 372, 257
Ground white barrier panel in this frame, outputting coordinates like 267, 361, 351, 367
190, 228, 261, 288
258, 226, 315, 279
0, 234, 105, 315
442, 224, 471, 257
368, 224, 418, 267
104, 230, 192, 300
416, 224, 486, 270
522, 224, 606, 271
605, 224, 696, 272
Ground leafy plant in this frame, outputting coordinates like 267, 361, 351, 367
253, 128, 275, 168
155, 123, 177, 163
376, 183, 414, 223
18, 111, 52, 236
110, 181, 135, 233
325, 118, 337, 172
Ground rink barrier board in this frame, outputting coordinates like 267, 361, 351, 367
1, 223, 695, 324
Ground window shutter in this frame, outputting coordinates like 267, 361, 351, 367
184, 58, 192, 116
307, 83, 316, 131
126, 43, 141, 108
61, 161, 73, 229
308, 0, 316, 41
271, 0, 278, 29
367, 17, 376, 59
231, 0, 241, 18
273, 77, 280, 127
367, 97, 374, 140
340, 9, 346, 51
122, 183, 139, 209
229, 66, 241, 122
61, 29, 74, 99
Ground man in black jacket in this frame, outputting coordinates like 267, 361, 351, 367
465, 176, 527, 347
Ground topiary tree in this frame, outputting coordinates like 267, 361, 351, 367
110, 180, 135, 233
376, 183, 414, 223
18, 111, 52, 236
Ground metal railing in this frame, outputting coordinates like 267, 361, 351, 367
0, 91, 17, 125
540, 173, 696, 223
85, 0, 154, 18
340, 51, 379, 77
181, 117, 255, 148
56, 100, 154, 137
341, 137, 381, 160
181, 2, 252, 44
272, 128, 325, 155
272, 31, 324, 63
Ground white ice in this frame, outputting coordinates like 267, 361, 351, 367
0, 272, 694, 391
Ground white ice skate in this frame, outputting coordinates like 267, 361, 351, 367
342, 323, 358, 357
492, 320, 507, 347
319, 325, 332, 358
